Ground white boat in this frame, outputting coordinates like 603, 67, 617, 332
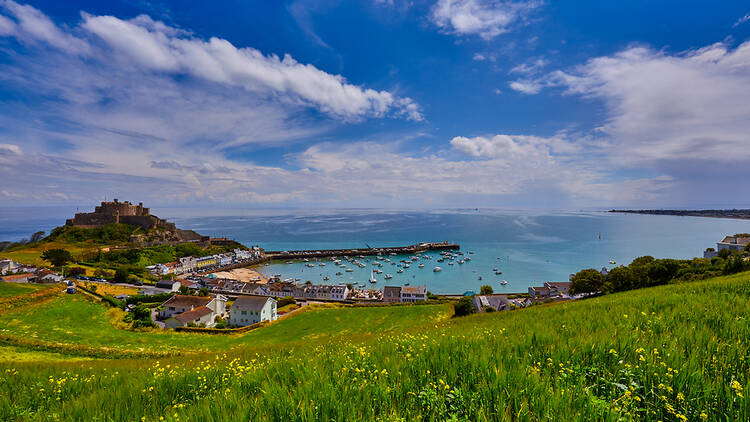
369, 270, 377, 283
346, 268, 353, 272
384, 274, 393, 279
500, 280, 508, 285
319, 263, 326, 266
306, 263, 315, 268
397, 269, 404, 274
323, 276, 329, 281
286, 261, 294, 264
464, 257, 471, 261
433, 266, 442, 272
458, 260, 464, 264
448, 262, 454, 265
418, 263, 424, 268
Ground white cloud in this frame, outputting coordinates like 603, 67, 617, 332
0, 143, 21, 155
509, 57, 547, 74
508, 79, 543, 94
431, 0, 540, 40
544, 41, 750, 164
0, 0, 89, 54
79, 13, 421, 121
734, 13, 750, 27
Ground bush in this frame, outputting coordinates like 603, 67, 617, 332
453, 296, 475, 317
102, 295, 124, 308
125, 292, 174, 305
480, 285, 493, 295
114, 267, 129, 283
277, 296, 296, 308
67, 267, 87, 276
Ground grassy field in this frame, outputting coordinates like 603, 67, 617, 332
81, 282, 139, 296
1, 272, 750, 420
0, 282, 46, 298
0, 294, 449, 357
0, 240, 112, 267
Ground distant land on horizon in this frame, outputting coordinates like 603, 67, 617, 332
610, 209, 750, 220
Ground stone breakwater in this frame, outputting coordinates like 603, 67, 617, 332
264, 242, 459, 260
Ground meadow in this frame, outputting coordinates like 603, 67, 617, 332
0, 282, 46, 298
1, 272, 750, 421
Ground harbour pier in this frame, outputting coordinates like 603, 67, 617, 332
264, 241, 459, 260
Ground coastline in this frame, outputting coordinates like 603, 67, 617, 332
609, 209, 750, 220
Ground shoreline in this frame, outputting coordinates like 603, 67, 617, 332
609, 209, 750, 220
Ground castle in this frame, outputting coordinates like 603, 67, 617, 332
66, 199, 177, 231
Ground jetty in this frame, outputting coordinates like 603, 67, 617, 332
264, 242, 459, 260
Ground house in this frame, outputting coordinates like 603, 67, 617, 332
473, 294, 512, 312
229, 295, 277, 327
179, 256, 197, 274
195, 256, 217, 270
717, 235, 750, 252
164, 306, 215, 328
1, 273, 33, 283
330, 285, 349, 300
400, 286, 427, 303
544, 281, 571, 296
383, 286, 401, 303
528, 286, 551, 298
178, 279, 200, 290
37, 270, 64, 283
159, 294, 227, 319
0, 259, 19, 275
155, 280, 181, 292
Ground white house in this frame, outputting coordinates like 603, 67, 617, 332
0, 259, 19, 275
400, 286, 427, 302
330, 285, 349, 300
164, 306, 216, 328
229, 295, 277, 327
179, 256, 197, 274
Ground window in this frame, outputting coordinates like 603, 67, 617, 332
241, 310, 246, 315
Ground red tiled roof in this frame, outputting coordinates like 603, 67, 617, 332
2, 273, 32, 281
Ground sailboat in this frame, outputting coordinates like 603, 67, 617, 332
369, 270, 377, 283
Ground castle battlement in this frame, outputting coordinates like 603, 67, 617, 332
66, 199, 167, 230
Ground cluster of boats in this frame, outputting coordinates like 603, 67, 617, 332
277, 249, 514, 288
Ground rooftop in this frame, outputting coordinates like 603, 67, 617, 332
174, 306, 213, 323
162, 295, 212, 308
231, 295, 273, 312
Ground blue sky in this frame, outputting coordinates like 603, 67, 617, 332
0, 0, 749, 209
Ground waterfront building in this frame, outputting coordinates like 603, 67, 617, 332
400, 286, 427, 302
717, 235, 750, 252
383, 286, 401, 303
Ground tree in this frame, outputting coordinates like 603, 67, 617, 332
198, 287, 209, 297
479, 285, 493, 295
453, 296, 476, 317
718, 248, 732, 259
67, 267, 86, 276
602, 266, 634, 293
114, 267, 129, 283
723, 254, 745, 275
41, 249, 72, 268
569, 269, 604, 295
630, 256, 655, 267
179, 285, 190, 295
29, 231, 45, 243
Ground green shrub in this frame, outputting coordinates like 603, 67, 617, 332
453, 296, 475, 317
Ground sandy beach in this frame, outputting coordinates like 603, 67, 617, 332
209, 268, 268, 283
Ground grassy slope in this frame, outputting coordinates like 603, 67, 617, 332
0, 295, 449, 356
1, 272, 750, 421
0, 240, 110, 267
0, 282, 46, 298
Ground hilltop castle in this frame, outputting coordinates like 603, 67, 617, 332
66, 199, 176, 230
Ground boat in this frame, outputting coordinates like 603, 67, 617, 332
437, 258, 444, 262
609, 260, 616, 264
448, 262, 454, 265
433, 266, 442, 272
464, 257, 471, 261
493, 268, 498, 271
495, 271, 503, 275
397, 269, 404, 274
336, 272, 343, 276
478, 276, 482, 280
404, 264, 410, 268
306, 263, 315, 268
303, 258, 309, 262
345, 268, 353, 272
286, 261, 294, 264
458, 260, 464, 264
500, 280, 508, 285
404, 283, 410, 286
418, 263, 424, 268
369, 270, 377, 284
384, 274, 393, 279
319, 263, 326, 266
323, 276, 329, 281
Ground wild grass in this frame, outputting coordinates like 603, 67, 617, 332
1, 272, 750, 420
0, 282, 46, 298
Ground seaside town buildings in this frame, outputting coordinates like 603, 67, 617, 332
704, 234, 750, 258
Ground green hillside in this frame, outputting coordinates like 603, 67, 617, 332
2, 272, 750, 421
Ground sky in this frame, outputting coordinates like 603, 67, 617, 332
0, 0, 749, 209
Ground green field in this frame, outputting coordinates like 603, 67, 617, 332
1, 272, 750, 420
0, 282, 46, 298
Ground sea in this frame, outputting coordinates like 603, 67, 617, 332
2, 207, 750, 294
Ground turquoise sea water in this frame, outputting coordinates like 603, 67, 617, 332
3, 207, 750, 294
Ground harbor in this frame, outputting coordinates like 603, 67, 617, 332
264, 241, 459, 259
